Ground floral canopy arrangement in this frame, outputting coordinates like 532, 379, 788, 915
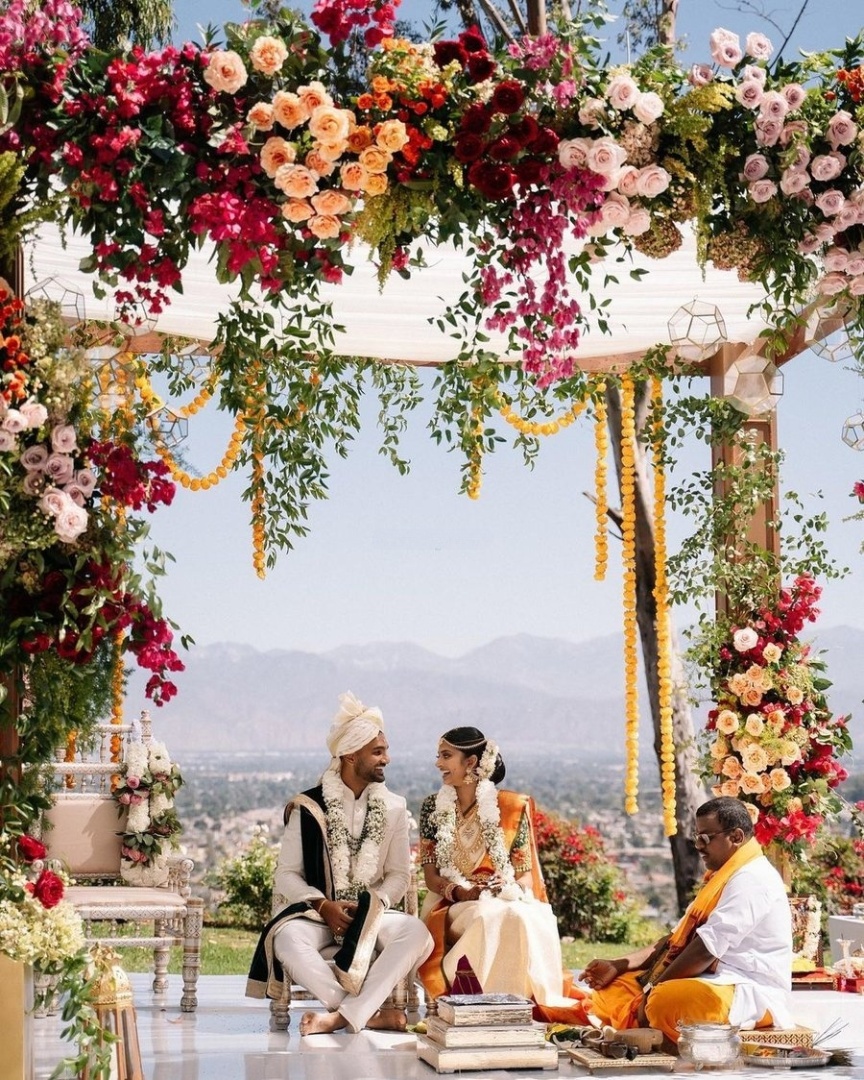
700, 574, 853, 857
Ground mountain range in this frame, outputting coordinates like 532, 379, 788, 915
127, 626, 864, 761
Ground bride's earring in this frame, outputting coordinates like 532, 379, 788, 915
463, 768, 479, 785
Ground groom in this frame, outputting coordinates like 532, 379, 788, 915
247, 692, 432, 1034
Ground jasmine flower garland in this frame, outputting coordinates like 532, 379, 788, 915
114, 740, 183, 882
321, 765, 387, 900
433, 741, 524, 902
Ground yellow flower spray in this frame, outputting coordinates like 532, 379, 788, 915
593, 383, 608, 581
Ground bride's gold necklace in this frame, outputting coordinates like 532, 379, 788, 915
453, 798, 484, 877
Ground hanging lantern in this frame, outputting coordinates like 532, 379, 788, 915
668, 300, 727, 362
147, 405, 189, 449
804, 301, 854, 363
722, 351, 784, 416
112, 298, 158, 337
84, 946, 144, 1080
26, 275, 86, 326
842, 413, 864, 450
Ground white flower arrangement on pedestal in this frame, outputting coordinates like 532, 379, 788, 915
113, 740, 183, 887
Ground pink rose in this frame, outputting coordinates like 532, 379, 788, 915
54, 502, 88, 542
758, 90, 788, 122
20, 444, 49, 471
811, 153, 845, 182
741, 65, 767, 86
735, 80, 764, 110
816, 272, 848, 296
39, 487, 68, 517
64, 483, 87, 507
126, 776, 141, 789
606, 73, 639, 111
635, 164, 671, 198
203, 49, 248, 95
22, 471, 43, 495
624, 205, 652, 236
2, 409, 26, 433
19, 402, 48, 428
742, 153, 769, 182
782, 83, 806, 111
585, 137, 628, 177
823, 247, 849, 272
51, 424, 77, 453
814, 223, 837, 243
44, 452, 75, 484
0, 430, 16, 452
633, 91, 664, 124
849, 276, 864, 296
688, 64, 713, 87
598, 192, 631, 230
578, 97, 606, 127
834, 206, 860, 231
617, 165, 641, 197
749, 178, 777, 203
754, 116, 783, 146
797, 234, 822, 255
827, 110, 857, 149
709, 28, 743, 68
844, 256, 864, 276
745, 32, 773, 59
75, 469, 97, 496
558, 137, 591, 170
815, 189, 845, 217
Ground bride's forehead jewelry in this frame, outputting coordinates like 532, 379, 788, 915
439, 736, 487, 752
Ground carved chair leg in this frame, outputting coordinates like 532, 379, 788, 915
153, 918, 170, 995
270, 986, 291, 1031
181, 898, 204, 1013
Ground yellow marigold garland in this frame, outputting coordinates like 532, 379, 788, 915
651, 376, 677, 835
620, 375, 640, 814
251, 444, 267, 578
497, 395, 588, 436
153, 415, 246, 491
593, 383, 608, 582
467, 405, 483, 500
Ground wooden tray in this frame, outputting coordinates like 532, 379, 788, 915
567, 1047, 678, 1072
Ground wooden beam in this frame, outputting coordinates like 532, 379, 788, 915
526, 0, 546, 37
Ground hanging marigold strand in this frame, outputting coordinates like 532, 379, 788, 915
651, 376, 677, 836
620, 374, 640, 815
593, 382, 608, 582
251, 443, 267, 579
467, 405, 483, 500
497, 395, 588, 436
109, 626, 126, 731
153, 415, 246, 491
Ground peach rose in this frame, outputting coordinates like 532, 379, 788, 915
274, 164, 318, 199
740, 742, 770, 773
305, 150, 336, 178
762, 643, 782, 664
308, 105, 351, 145
786, 797, 803, 814
779, 740, 801, 766
769, 768, 791, 792
308, 214, 342, 240
281, 199, 314, 223
745, 803, 760, 824
261, 137, 296, 178
711, 784, 724, 797
785, 686, 804, 705
363, 172, 388, 196
375, 119, 410, 153
347, 126, 374, 152
298, 80, 333, 113
716, 709, 740, 735
739, 772, 765, 795
311, 189, 353, 216
273, 91, 310, 130
745, 714, 765, 737
721, 755, 742, 779
766, 709, 785, 731
203, 50, 248, 94
249, 35, 288, 76
720, 779, 741, 797
339, 161, 369, 192
247, 102, 275, 132
710, 737, 729, 759
741, 688, 764, 707
728, 673, 748, 697
315, 141, 348, 163
359, 146, 392, 174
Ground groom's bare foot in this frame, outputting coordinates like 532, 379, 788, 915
299, 1010, 347, 1035
366, 1008, 408, 1032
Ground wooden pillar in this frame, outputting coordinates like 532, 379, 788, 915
709, 344, 781, 620
526, 0, 546, 37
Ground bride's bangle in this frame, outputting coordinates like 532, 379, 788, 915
443, 882, 458, 903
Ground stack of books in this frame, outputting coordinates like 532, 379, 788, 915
416, 993, 558, 1072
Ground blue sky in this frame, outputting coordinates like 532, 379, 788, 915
145, 0, 864, 658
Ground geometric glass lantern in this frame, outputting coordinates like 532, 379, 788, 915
147, 406, 188, 449
722, 351, 784, 415
841, 412, 864, 450
668, 300, 728, 361
25, 275, 86, 326
111, 298, 158, 337
804, 301, 854, 363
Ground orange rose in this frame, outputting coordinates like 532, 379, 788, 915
359, 146, 392, 174
260, 137, 296, 178
203, 50, 248, 94
371, 75, 393, 94
720, 755, 742, 779
281, 199, 314, 223
375, 119, 410, 152
298, 80, 333, 113
311, 189, 353, 216
347, 126, 374, 152
273, 91, 309, 130
315, 140, 348, 163
375, 93, 394, 111
363, 172, 388, 196
305, 150, 336, 177
274, 164, 318, 199
744, 714, 765, 737
741, 687, 764, 707
247, 102, 275, 131
739, 772, 764, 794
356, 94, 375, 112
716, 709, 740, 735
769, 767, 791, 792
339, 161, 369, 191
249, 35, 288, 76
308, 105, 351, 145
308, 214, 342, 240
720, 779, 741, 797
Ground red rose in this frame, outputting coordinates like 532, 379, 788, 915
515, 158, 546, 188
488, 135, 521, 162
454, 134, 486, 163
460, 103, 492, 135
490, 80, 525, 115
466, 55, 497, 83
459, 25, 488, 54
433, 40, 468, 69
31, 868, 65, 909
18, 835, 47, 862
509, 115, 540, 147
527, 127, 560, 156
467, 160, 516, 200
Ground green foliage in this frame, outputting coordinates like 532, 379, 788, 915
790, 825, 864, 914
208, 828, 278, 930
533, 807, 651, 944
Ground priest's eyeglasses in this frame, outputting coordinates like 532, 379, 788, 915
691, 829, 731, 847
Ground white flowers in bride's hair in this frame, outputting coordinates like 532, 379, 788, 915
477, 741, 499, 780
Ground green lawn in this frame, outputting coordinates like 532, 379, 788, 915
114, 926, 633, 977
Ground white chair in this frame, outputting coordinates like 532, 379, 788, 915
40, 716, 203, 1012
268, 874, 421, 1030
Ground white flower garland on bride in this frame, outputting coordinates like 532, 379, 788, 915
322, 766, 387, 900
433, 741, 525, 903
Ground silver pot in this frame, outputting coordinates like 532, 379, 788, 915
677, 1022, 742, 1070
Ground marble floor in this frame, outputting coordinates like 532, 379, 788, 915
33, 976, 864, 1080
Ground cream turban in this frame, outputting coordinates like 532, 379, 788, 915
326, 691, 384, 762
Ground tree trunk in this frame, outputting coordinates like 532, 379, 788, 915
606, 382, 705, 913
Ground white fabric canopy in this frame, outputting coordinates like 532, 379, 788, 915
24, 222, 771, 364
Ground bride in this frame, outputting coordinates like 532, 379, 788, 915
417, 726, 587, 1018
